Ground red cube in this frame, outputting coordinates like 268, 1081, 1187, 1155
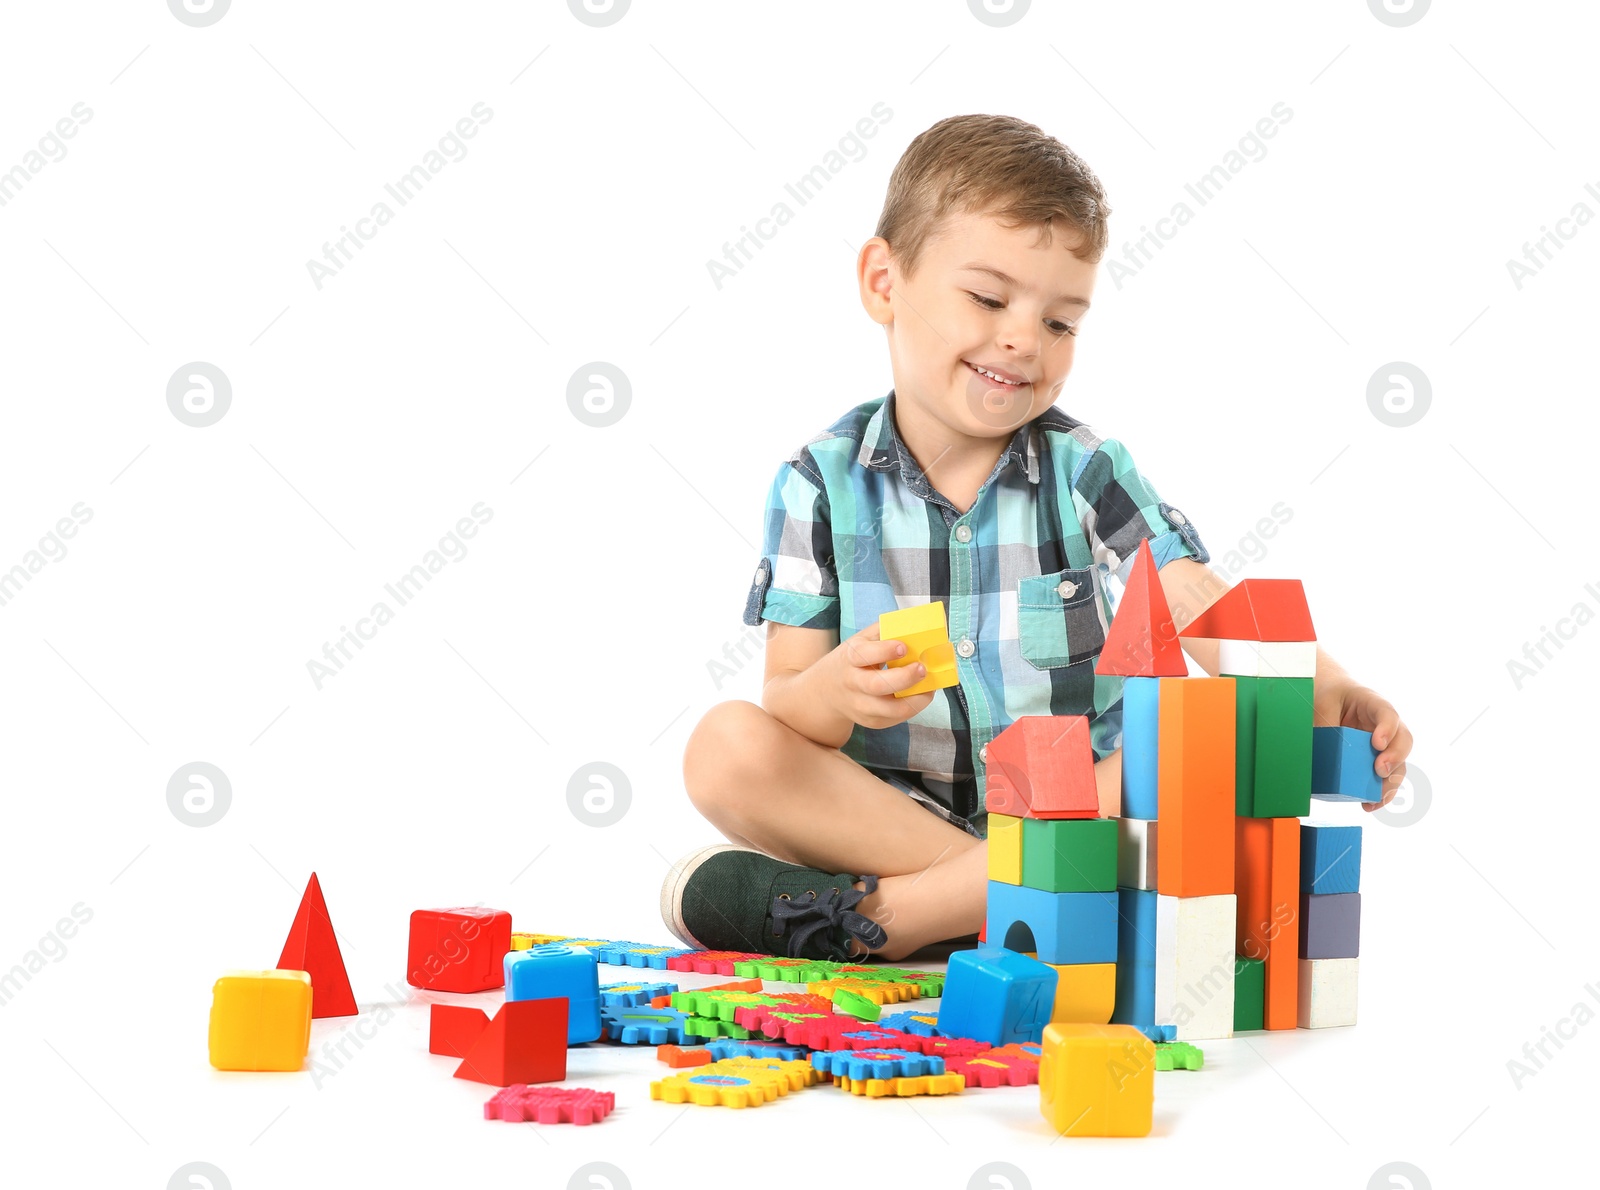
407, 907, 512, 992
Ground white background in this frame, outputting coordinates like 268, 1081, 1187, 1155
0, 1, 1594, 1187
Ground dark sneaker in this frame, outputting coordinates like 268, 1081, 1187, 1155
660, 845, 889, 962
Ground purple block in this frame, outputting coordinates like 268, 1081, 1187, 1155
1299, 892, 1361, 959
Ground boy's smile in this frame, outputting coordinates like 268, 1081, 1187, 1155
859, 207, 1100, 498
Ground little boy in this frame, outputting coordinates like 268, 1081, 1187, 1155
660, 114, 1411, 965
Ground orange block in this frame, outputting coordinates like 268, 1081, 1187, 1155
1235, 817, 1300, 1030
1156, 678, 1236, 897
984, 716, 1099, 819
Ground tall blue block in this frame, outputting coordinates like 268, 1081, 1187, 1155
985, 881, 1118, 965
1300, 823, 1363, 894
1311, 726, 1383, 803
1111, 886, 1158, 1031
1120, 676, 1161, 819
504, 943, 602, 1043
936, 946, 1057, 1046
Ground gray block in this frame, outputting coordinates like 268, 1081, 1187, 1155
1299, 892, 1360, 959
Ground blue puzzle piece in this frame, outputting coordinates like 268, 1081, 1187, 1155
590, 940, 695, 967
1300, 822, 1362, 894
985, 881, 1118, 965
505, 944, 601, 1043
1120, 676, 1161, 819
705, 1039, 808, 1062
1311, 726, 1383, 803
936, 946, 1057, 1047
598, 979, 678, 1009
600, 1006, 691, 1045
1134, 1023, 1177, 1042
810, 1048, 944, 1081
1111, 887, 1158, 1033
878, 1010, 944, 1037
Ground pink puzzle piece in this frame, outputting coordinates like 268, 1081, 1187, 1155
483, 1086, 616, 1125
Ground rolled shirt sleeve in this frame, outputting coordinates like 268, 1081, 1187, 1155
741, 459, 841, 629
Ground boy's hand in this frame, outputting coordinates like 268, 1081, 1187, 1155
825, 623, 938, 729
1314, 682, 1413, 811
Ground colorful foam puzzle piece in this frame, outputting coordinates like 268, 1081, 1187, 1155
429, 1003, 490, 1058
601, 1006, 692, 1046
484, 1085, 615, 1124
670, 989, 784, 1021
731, 956, 841, 983
406, 907, 512, 993
1117, 817, 1158, 890
599, 980, 679, 1009
1233, 957, 1265, 1032
656, 1044, 713, 1068
1234, 675, 1313, 818
453, 998, 568, 1088
937, 946, 1057, 1046
712, 1055, 825, 1090
1096, 539, 1187, 677
590, 941, 695, 967
1156, 677, 1237, 898
1153, 1041, 1204, 1071
505, 944, 602, 1043
807, 978, 919, 1006
664, 950, 765, 975
207, 970, 312, 1072
879, 600, 960, 698
947, 1046, 1042, 1088
706, 1039, 809, 1061
275, 872, 358, 1019
1021, 817, 1118, 892
834, 966, 946, 996
985, 881, 1118, 965
984, 715, 1100, 818
1299, 892, 1361, 959
1039, 1023, 1155, 1137
1297, 957, 1358, 1028
1042, 961, 1116, 1025
988, 812, 1023, 886
1300, 822, 1363, 895
1177, 578, 1316, 643
1155, 893, 1236, 1041
683, 1015, 752, 1040
835, 1072, 966, 1098
811, 1048, 944, 1081
1234, 816, 1300, 1030
649, 1060, 806, 1108
1311, 726, 1384, 802
1120, 676, 1161, 819
878, 1011, 943, 1037
1111, 887, 1158, 1035
830, 988, 882, 1022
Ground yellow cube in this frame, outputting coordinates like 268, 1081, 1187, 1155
879, 602, 960, 698
1044, 962, 1116, 1024
1038, 1022, 1154, 1137
987, 813, 1023, 885
208, 970, 312, 1071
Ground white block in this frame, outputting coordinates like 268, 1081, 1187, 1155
1218, 639, 1317, 678
1154, 894, 1236, 1041
1117, 817, 1158, 890
1297, 957, 1358, 1028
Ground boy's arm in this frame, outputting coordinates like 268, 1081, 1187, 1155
761, 622, 857, 750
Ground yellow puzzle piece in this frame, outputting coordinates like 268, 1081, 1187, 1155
836, 1072, 966, 1098
879, 601, 960, 698
649, 1058, 816, 1108
207, 969, 313, 1072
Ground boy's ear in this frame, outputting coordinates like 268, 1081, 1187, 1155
857, 237, 896, 326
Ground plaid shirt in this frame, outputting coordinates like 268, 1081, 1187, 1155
742, 390, 1210, 826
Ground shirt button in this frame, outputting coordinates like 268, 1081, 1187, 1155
979, 744, 988, 764
956, 637, 975, 659
1057, 580, 1078, 598
1168, 508, 1188, 526
954, 524, 973, 543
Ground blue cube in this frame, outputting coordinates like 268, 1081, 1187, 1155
1311, 726, 1383, 803
1300, 823, 1362, 894
985, 881, 1118, 965
504, 944, 602, 1043
936, 946, 1057, 1046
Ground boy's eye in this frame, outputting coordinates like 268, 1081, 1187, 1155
967, 292, 1079, 338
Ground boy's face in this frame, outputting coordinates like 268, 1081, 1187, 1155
860, 206, 1098, 439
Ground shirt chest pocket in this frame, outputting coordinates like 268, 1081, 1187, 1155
1017, 566, 1106, 670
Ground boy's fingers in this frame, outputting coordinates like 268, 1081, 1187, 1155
1374, 722, 1412, 779
857, 658, 929, 697
841, 624, 909, 668
1364, 764, 1405, 812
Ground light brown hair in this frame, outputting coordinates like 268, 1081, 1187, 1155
875, 114, 1112, 274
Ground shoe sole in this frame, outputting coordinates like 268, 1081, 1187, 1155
660, 843, 754, 950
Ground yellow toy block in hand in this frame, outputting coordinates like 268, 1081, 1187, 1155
878, 601, 960, 698
208, 969, 313, 1072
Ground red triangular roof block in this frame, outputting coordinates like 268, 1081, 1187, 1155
1177, 579, 1315, 642
454, 999, 568, 1087
1096, 539, 1186, 677
277, 872, 358, 1019
984, 716, 1099, 819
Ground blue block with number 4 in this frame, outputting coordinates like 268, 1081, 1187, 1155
504, 944, 602, 1043
936, 946, 1058, 1046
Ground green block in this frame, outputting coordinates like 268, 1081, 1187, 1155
831, 988, 881, 1022
1020, 817, 1117, 892
1233, 957, 1265, 1032
1234, 676, 1312, 818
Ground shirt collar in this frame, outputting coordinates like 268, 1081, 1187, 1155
857, 389, 1040, 485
